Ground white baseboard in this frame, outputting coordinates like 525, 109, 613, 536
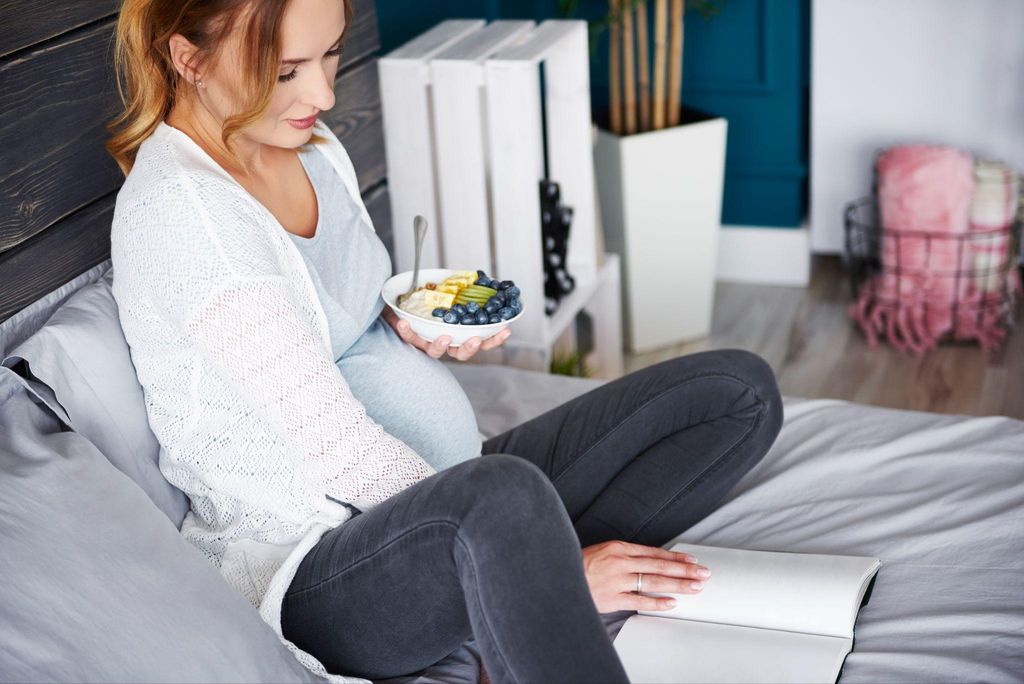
715, 223, 811, 286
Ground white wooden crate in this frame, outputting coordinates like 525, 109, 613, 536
379, 20, 623, 379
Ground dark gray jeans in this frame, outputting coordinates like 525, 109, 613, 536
281, 349, 784, 683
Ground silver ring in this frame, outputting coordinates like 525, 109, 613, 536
636, 572, 643, 593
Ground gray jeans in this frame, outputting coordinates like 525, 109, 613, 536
281, 349, 784, 682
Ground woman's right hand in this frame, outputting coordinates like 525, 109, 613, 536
581, 540, 710, 614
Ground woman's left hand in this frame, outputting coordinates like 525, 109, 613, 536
382, 305, 511, 361
581, 540, 710, 614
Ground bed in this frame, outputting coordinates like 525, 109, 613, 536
1, 2, 1022, 683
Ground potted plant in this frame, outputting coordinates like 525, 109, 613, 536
561, 0, 728, 353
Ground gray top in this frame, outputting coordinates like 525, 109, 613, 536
288, 144, 481, 472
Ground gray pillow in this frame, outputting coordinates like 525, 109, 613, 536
0, 371, 320, 683
4, 266, 189, 526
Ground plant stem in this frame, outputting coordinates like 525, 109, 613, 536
622, 1, 636, 134
636, 1, 651, 132
652, 0, 668, 130
667, 0, 683, 126
609, 0, 622, 134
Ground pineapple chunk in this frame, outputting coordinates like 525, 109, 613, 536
419, 290, 456, 308
442, 277, 473, 289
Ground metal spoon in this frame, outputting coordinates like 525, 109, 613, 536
397, 215, 428, 307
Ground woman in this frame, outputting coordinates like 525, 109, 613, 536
106, 0, 784, 682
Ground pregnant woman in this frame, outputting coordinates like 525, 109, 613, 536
107, 0, 784, 682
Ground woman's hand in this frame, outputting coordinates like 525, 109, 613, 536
381, 305, 511, 361
581, 540, 710, 614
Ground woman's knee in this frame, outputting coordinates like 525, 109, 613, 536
668, 349, 783, 437
449, 455, 569, 532
718, 349, 783, 440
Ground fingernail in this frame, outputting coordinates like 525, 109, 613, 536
665, 599, 677, 607
685, 555, 697, 563
691, 581, 703, 591
697, 568, 710, 579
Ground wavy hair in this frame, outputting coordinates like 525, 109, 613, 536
106, 0, 352, 175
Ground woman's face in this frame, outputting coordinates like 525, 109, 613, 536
195, 0, 346, 150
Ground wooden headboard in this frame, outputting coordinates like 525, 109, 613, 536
0, 0, 393, 322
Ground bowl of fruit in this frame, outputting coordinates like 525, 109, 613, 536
381, 268, 525, 346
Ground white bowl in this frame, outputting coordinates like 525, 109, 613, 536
381, 268, 525, 347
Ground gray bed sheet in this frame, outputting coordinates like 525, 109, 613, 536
383, 363, 1024, 684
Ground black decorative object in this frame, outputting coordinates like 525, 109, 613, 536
540, 179, 577, 315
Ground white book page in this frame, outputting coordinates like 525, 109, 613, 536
640, 543, 880, 638
613, 615, 851, 684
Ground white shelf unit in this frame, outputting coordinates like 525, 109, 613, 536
379, 20, 624, 379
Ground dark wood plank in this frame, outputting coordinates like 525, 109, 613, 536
343, 0, 381, 67
0, 21, 121, 254
364, 182, 393, 256
0, 195, 114, 323
0, 29, 384, 256
0, 0, 375, 61
323, 57, 386, 193
0, 1, 119, 58
0, 0, 386, 322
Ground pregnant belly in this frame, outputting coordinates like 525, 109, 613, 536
334, 318, 482, 472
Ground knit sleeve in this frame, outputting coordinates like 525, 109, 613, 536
182, 275, 437, 512
113, 161, 436, 515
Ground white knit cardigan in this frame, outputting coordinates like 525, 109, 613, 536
110, 120, 437, 684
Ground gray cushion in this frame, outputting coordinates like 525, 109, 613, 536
0, 371, 320, 683
3, 265, 188, 526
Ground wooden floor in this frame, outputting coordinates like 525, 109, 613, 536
623, 257, 1024, 420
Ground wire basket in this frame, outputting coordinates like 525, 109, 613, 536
844, 197, 1022, 352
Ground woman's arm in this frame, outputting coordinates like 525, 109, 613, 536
179, 276, 437, 512
115, 168, 435, 516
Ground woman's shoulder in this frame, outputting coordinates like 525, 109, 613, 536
114, 124, 269, 240
118, 124, 250, 208
111, 124, 279, 282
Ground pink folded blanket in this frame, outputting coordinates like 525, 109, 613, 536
850, 145, 1019, 354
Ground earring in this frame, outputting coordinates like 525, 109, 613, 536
196, 78, 205, 88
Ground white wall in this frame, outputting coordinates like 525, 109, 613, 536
811, 0, 1024, 253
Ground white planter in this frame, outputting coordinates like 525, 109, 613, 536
595, 111, 727, 353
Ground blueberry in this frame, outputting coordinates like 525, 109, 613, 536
460, 314, 477, 325
507, 286, 521, 298
475, 310, 489, 324
498, 280, 514, 290
476, 269, 487, 279
443, 311, 459, 324
509, 297, 521, 312
484, 301, 500, 314
488, 314, 501, 324
466, 301, 480, 314
432, 307, 447, 318
494, 290, 507, 303
498, 306, 515, 320
474, 277, 492, 287
452, 304, 467, 316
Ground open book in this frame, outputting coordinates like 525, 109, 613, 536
612, 543, 881, 684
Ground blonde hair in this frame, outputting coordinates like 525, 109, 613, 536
106, 0, 352, 175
